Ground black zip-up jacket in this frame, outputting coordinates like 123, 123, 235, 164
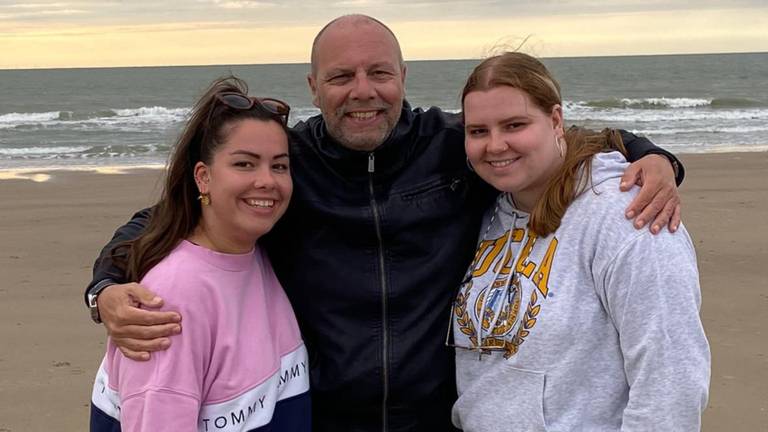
87, 102, 683, 432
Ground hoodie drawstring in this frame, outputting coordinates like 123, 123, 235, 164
474, 193, 529, 359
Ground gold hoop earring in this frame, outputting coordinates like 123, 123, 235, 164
198, 193, 211, 206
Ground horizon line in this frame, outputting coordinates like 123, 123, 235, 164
2, 50, 766, 72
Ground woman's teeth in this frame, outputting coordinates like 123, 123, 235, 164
245, 199, 274, 208
489, 159, 516, 167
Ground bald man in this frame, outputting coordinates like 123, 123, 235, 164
86, 14, 684, 431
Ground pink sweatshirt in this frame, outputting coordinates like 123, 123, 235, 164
90, 240, 311, 432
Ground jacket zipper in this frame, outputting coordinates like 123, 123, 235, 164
368, 152, 389, 431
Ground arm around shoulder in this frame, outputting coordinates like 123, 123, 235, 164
85, 207, 153, 305
620, 130, 684, 186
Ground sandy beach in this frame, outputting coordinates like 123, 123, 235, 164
0, 152, 766, 431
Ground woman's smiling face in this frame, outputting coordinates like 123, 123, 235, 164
195, 118, 292, 251
463, 85, 564, 211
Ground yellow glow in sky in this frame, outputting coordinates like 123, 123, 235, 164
1, 7, 767, 69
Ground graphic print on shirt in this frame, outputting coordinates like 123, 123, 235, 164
454, 228, 558, 358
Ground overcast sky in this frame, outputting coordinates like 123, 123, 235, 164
1, 0, 766, 68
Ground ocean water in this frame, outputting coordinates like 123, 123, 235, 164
1, 52, 766, 170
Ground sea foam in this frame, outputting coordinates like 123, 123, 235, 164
0, 146, 92, 156
0, 106, 190, 130
582, 97, 765, 110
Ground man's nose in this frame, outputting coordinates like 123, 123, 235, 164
350, 70, 375, 100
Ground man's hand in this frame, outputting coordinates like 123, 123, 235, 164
98, 283, 182, 361
620, 154, 681, 234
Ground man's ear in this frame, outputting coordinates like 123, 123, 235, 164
194, 161, 210, 194
307, 73, 320, 108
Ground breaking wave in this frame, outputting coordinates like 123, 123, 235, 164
0, 106, 190, 130
583, 97, 765, 110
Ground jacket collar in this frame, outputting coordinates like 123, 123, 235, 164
306, 100, 418, 179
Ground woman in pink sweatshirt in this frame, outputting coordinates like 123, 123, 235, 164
89, 77, 310, 432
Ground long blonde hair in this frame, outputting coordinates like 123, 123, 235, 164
462, 52, 626, 237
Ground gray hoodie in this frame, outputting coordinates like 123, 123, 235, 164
451, 152, 710, 431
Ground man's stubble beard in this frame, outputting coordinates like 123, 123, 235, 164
324, 103, 403, 152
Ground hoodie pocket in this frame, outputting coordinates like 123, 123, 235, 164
452, 363, 549, 432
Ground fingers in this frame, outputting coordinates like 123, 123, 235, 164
624, 182, 655, 222
109, 323, 180, 362
98, 283, 181, 329
649, 193, 681, 234
622, 154, 678, 228
116, 345, 151, 361
109, 322, 182, 340
127, 283, 165, 309
628, 182, 679, 233
98, 283, 139, 331
619, 163, 642, 192
114, 306, 181, 327
669, 203, 682, 233
114, 336, 172, 356
633, 185, 676, 231
103, 307, 182, 349
97, 282, 183, 361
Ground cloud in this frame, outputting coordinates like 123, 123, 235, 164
208, 0, 276, 9
1, 0, 766, 68
5, 2, 73, 8
0, 8, 86, 20
331, 0, 375, 7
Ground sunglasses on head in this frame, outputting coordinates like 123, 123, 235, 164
214, 92, 291, 125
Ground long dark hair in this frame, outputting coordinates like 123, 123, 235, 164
112, 76, 289, 282
462, 52, 626, 237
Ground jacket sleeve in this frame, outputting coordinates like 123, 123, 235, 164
599, 227, 710, 431
620, 129, 685, 186
84, 207, 153, 305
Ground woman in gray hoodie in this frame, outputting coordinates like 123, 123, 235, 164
449, 52, 710, 431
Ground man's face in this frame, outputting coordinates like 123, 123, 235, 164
308, 22, 406, 151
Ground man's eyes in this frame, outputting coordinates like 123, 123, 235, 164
327, 73, 352, 83
326, 70, 393, 83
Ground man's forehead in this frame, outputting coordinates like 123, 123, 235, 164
315, 22, 399, 64
316, 53, 400, 78
318, 16, 391, 43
